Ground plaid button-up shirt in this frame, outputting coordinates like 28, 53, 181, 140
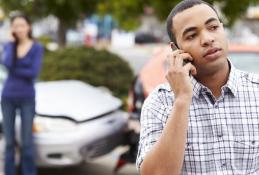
137, 65, 259, 175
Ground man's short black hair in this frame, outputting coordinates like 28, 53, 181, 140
166, 0, 220, 47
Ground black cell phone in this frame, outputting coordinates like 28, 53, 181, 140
170, 42, 190, 66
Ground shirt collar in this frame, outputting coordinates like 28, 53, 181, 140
223, 60, 240, 97
190, 76, 203, 99
192, 60, 240, 98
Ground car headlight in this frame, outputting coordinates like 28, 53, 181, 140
33, 115, 77, 133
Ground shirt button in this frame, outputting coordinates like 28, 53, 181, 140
214, 104, 218, 108
221, 162, 226, 167
218, 134, 223, 138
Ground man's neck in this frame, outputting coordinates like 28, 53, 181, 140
196, 62, 230, 98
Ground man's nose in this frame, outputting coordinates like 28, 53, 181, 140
200, 31, 214, 47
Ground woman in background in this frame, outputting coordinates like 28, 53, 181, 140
1, 13, 43, 175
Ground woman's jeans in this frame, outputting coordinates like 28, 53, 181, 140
1, 97, 37, 175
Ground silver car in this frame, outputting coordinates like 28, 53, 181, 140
0, 65, 128, 167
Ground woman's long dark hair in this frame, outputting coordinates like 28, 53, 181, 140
10, 13, 33, 66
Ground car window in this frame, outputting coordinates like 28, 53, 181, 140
228, 52, 259, 74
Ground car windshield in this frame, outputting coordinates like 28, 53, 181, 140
228, 52, 259, 74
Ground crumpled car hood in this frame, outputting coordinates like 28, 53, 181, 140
35, 80, 122, 122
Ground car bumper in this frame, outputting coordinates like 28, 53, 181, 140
33, 110, 128, 167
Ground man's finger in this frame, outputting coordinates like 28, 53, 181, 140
174, 53, 193, 67
184, 62, 197, 75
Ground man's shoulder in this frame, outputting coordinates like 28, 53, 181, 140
149, 83, 172, 97
246, 73, 259, 84
143, 83, 173, 106
156, 82, 172, 92
237, 70, 259, 87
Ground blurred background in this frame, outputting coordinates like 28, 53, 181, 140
0, 0, 259, 175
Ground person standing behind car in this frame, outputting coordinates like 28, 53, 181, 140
1, 13, 43, 175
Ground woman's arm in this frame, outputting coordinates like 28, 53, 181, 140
2, 43, 14, 70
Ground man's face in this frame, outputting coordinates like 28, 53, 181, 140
172, 4, 228, 77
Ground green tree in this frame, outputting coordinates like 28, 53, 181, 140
98, 0, 259, 30
0, 0, 101, 47
98, 0, 146, 30
151, 0, 259, 26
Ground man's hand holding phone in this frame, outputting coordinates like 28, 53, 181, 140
166, 42, 197, 100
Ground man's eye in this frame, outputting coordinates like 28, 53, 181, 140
209, 25, 219, 31
186, 34, 196, 40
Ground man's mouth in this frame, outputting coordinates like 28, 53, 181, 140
203, 48, 222, 59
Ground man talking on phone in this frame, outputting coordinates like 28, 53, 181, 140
136, 0, 259, 174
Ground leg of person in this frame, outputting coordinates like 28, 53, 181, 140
19, 97, 37, 175
1, 98, 17, 175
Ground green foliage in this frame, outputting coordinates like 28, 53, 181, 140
0, 0, 102, 46
1, 0, 259, 36
97, 0, 259, 30
151, 0, 259, 26
0, 0, 100, 22
39, 47, 134, 98
148, 0, 181, 21
213, 0, 251, 26
98, 0, 146, 30
37, 35, 52, 48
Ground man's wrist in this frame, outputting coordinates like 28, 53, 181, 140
174, 95, 192, 106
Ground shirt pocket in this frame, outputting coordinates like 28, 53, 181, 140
232, 138, 259, 174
